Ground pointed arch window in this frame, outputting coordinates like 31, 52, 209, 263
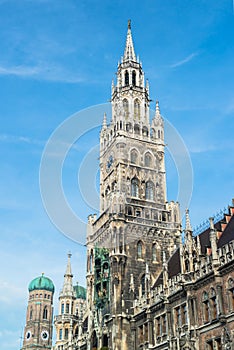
144, 153, 152, 167
125, 71, 129, 86
29, 308, 33, 320
134, 99, 140, 119
66, 303, 69, 314
145, 181, 154, 201
123, 99, 129, 118
210, 288, 218, 320
152, 243, 157, 262
137, 241, 143, 259
130, 150, 138, 164
202, 291, 210, 323
132, 70, 136, 86
131, 178, 139, 198
43, 306, 48, 319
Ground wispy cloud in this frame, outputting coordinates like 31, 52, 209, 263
170, 52, 198, 68
0, 63, 84, 83
0, 134, 44, 146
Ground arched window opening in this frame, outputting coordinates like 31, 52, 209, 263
66, 303, 69, 314
134, 99, 140, 119
61, 303, 64, 314
141, 274, 145, 296
145, 181, 154, 201
145, 153, 152, 167
125, 71, 129, 86
202, 292, 210, 323
43, 306, 48, 319
152, 244, 157, 262
123, 99, 129, 118
185, 258, 190, 272
29, 308, 33, 320
134, 124, 140, 135
158, 130, 161, 138
151, 128, 156, 139
126, 122, 132, 132
132, 70, 136, 86
142, 127, 148, 137
210, 289, 218, 320
127, 206, 133, 216
131, 178, 139, 198
137, 241, 143, 259
64, 328, 69, 340
130, 150, 138, 164
59, 329, 63, 340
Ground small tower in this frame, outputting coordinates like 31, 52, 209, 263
54, 254, 86, 349
21, 274, 54, 350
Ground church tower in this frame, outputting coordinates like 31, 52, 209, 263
21, 274, 54, 350
54, 253, 86, 350
85, 21, 181, 350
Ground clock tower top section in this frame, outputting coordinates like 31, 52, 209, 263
111, 20, 150, 128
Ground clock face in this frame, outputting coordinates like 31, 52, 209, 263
26, 331, 31, 340
41, 330, 49, 340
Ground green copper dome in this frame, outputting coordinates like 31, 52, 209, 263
73, 285, 86, 300
28, 274, 55, 293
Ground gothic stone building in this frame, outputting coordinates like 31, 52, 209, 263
21, 22, 234, 350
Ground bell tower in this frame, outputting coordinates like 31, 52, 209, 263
86, 21, 181, 350
21, 274, 54, 350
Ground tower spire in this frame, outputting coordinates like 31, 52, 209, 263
61, 253, 74, 296
185, 209, 192, 232
123, 19, 136, 62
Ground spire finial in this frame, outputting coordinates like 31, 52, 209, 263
65, 252, 73, 277
156, 100, 160, 115
102, 112, 107, 129
185, 208, 192, 232
123, 20, 136, 62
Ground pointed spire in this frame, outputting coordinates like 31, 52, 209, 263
185, 209, 192, 232
123, 20, 136, 62
156, 101, 161, 116
102, 112, 107, 130
65, 252, 73, 277
60, 253, 74, 297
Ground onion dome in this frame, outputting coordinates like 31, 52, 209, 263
28, 274, 55, 293
73, 284, 86, 300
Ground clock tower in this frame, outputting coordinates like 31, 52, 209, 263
21, 274, 54, 350
85, 21, 181, 350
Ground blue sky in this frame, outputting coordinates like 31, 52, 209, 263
0, 0, 233, 349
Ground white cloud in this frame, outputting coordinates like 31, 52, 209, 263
0, 63, 84, 83
0, 134, 45, 146
170, 52, 198, 68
